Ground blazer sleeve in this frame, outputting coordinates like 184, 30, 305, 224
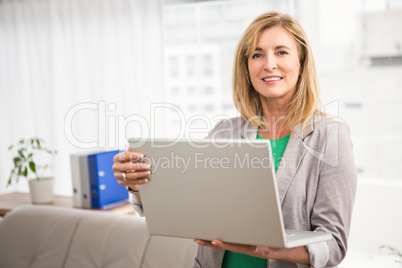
130, 193, 145, 217
309, 120, 358, 266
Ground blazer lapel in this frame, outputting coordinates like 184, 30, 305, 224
241, 124, 259, 140
237, 115, 315, 204
238, 111, 263, 140
273, 119, 315, 204
275, 135, 308, 204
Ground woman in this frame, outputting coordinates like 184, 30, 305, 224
113, 11, 357, 268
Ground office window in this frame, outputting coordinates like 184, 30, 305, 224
171, 87, 180, 95
186, 55, 195, 77
204, 86, 213, 95
345, 102, 363, 109
169, 56, 179, 77
205, 104, 214, 112
188, 104, 197, 112
203, 54, 213, 76
187, 87, 196, 95
222, 103, 233, 110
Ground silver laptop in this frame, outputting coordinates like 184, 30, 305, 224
129, 138, 332, 248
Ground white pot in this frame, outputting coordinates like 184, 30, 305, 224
28, 177, 54, 204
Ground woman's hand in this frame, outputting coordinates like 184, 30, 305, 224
194, 239, 271, 258
112, 149, 151, 191
194, 239, 309, 264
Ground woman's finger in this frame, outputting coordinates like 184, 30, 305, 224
194, 239, 222, 250
113, 149, 144, 163
124, 170, 151, 181
116, 170, 150, 182
198, 239, 260, 257
116, 172, 150, 186
113, 161, 150, 173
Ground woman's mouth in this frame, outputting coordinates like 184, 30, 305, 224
262, 76, 283, 82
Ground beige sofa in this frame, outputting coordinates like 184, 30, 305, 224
0, 205, 197, 268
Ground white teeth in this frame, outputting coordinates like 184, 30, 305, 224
263, 77, 282, 82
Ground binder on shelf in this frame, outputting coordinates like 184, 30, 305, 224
88, 150, 128, 209
70, 153, 92, 208
70, 150, 128, 209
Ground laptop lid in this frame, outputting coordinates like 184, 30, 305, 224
129, 138, 331, 248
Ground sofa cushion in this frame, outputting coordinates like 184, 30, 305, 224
0, 206, 88, 268
63, 208, 150, 267
0, 205, 197, 268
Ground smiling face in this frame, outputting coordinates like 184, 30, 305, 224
247, 26, 301, 105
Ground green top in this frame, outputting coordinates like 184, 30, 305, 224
221, 133, 290, 268
257, 133, 290, 173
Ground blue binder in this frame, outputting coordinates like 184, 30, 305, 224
88, 150, 128, 209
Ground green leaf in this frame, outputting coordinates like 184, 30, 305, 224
29, 161, 36, 173
19, 139, 25, 144
23, 166, 28, 177
8, 145, 14, 150
380, 245, 402, 260
13, 157, 20, 165
46, 149, 57, 155
36, 139, 41, 149
18, 149, 26, 160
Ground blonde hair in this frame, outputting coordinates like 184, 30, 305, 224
233, 11, 321, 131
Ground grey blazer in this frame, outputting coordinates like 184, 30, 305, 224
193, 114, 358, 268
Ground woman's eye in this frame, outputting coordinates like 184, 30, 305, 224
251, 53, 263, 59
278, 51, 288, 56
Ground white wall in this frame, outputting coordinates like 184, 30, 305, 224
0, 0, 164, 196
348, 179, 402, 252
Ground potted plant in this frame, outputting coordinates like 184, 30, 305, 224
8, 137, 57, 204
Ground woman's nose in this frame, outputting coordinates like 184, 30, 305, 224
264, 55, 277, 71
